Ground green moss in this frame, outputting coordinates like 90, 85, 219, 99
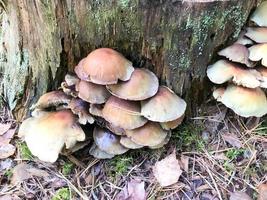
225, 148, 244, 161
4, 169, 13, 180
107, 156, 133, 176
52, 188, 71, 200
61, 162, 74, 176
17, 141, 33, 160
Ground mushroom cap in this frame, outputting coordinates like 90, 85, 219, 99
250, 1, 267, 27
249, 43, 267, 67
257, 67, 267, 88
68, 98, 94, 124
245, 27, 267, 43
103, 96, 148, 130
120, 136, 144, 149
141, 86, 186, 122
61, 83, 77, 97
234, 30, 253, 46
76, 80, 110, 104
125, 122, 168, 146
89, 143, 115, 159
106, 68, 159, 101
64, 73, 80, 86
83, 48, 134, 85
149, 131, 171, 149
89, 104, 104, 117
30, 91, 71, 110
218, 44, 252, 67
213, 85, 267, 117
93, 126, 128, 155
74, 58, 90, 81
207, 60, 262, 88
18, 110, 85, 162
160, 114, 185, 130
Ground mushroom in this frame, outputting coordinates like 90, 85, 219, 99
68, 98, 94, 124
248, 43, 267, 67
245, 27, 267, 43
125, 122, 168, 147
160, 114, 185, 130
218, 44, 252, 67
103, 96, 148, 130
213, 85, 267, 117
76, 80, 110, 104
83, 48, 134, 85
106, 68, 159, 100
18, 110, 86, 162
93, 126, 128, 155
207, 60, 262, 88
74, 58, 90, 81
89, 143, 115, 159
64, 73, 80, 86
30, 91, 71, 110
141, 86, 186, 122
257, 67, 267, 88
60, 73, 80, 97
250, 1, 267, 27
234, 30, 253, 45
149, 132, 171, 149
120, 136, 144, 149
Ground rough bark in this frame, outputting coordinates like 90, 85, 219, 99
0, 0, 260, 121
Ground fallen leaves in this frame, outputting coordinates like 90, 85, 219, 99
0, 123, 12, 135
0, 143, 16, 159
229, 191, 252, 200
116, 179, 146, 200
153, 150, 182, 187
258, 184, 267, 200
0, 124, 17, 159
222, 132, 243, 148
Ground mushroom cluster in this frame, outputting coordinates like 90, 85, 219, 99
19, 48, 187, 162
207, 1, 267, 118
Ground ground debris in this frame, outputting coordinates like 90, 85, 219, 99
115, 179, 146, 200
229, 191, 252, 200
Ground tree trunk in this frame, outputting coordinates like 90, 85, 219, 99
0, 0, 260, 121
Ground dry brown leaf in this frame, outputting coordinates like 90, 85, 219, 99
258, 184, 267, 200
116, 179, 146, 200
11, 163, 49, 185
230, 191, 252, 200
179, 155, 189, 172
0, 123, 12, 135
222, 133, 243, 148
0, 143, 16, 159
153, 151, 182, 187
213, 153, 228, 161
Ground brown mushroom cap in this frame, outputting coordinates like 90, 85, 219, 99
106, 68, 159, 101
89, 143, 115, 159
76, 80, 110, 104
30, 91, 71, 110
120, 136, 144, 149
64, 73, 80, 86
74, 58, 90, 81
93, 126, 128, 155
149, 131, 171, 149
245, 27, 267, 43
213, 85, 267, 117
103, 96, 148, 130
18, 110, 86, 162
141, 86, 186, 122
207, 60, 262, 88
250, 1, 267, 27
257, 67, 267, 88
83, 48, 134, 85
249, 43, 267, 67
160, 114, 185, 130
125, 122, 168, 146
89, 104, 104, 117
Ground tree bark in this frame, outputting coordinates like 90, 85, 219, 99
0, 0, 260, 121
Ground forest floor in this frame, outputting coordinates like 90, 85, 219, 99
0, 101, 266, 200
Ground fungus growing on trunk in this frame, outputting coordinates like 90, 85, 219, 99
250, 1, 267, 27
248, 43, 267, 67
245, 27, 267, 43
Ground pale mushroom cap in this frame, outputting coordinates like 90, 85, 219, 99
120, 136, 144, 149
245, 27, 267, 43
89, 143, 115, 159
141, 86, 187, 122
18, 110, 85, 162
83, 48, 134, 85
250, 1, 267, 27
93, 126, 128, 155
234, 30, 253, 45
30, 91, 71, 110
64, 73, 80, 86
218, 44, 251, 67
257, 67, 267, 88
160, 114, 185, 130
149, 131, 171, 149
107, 68, 159, 100
89, 104, 104, 117
213, 85, 267, 117
125, 122, 168, 146
249, 43, 267, 67
76, 80, 110, 104
74, 58, 89, 81
103, 96, 148, 129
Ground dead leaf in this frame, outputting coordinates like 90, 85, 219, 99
230, 191, 252, 200
0, 123, 12, 135
0, 158, 14, 171
213, 153, 228, 161
258, 184, 267, 200
116, 179, 146, 200
153, 151, 182, 187
0, 144, 16, 159
222, 133, 243, 148
179, 155, 189, 172
11, 163, 49, 185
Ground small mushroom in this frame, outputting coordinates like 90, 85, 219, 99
160, 114, 185, 130
245, 27, 267, 43
141, 86, 186, 122
76, 80, 110, 104
120, 136, 144, 149
74, 58, 90, 81
64, 73, 80, 86
149, 132, 171, 149
213, 85, 267, 117
106, 68, 159, 100
207, 60, 262, 88
248, 43, 267, 67
234, 30, 253, 45
68, 98, 94, 124
83, 48, 134, 85
125, 122, 168, 147
103, 96, 148, 130
93, 126, 128, 155
18, 110, 86, 162
89, 104, 104, 117
257, 67, 267, 88
30, 91, 71, 110
250, 1, 267, 27
89, 143, 115, 159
